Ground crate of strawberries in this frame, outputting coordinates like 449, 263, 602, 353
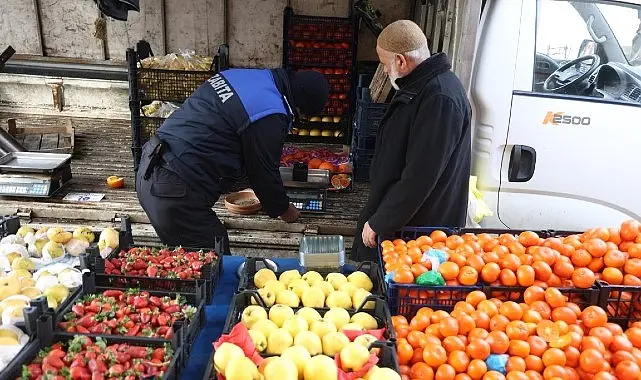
92, 236, 225, 303
3, 314, 185, 380
54, 272, 205, 355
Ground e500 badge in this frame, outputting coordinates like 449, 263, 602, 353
542, 112, 591, 126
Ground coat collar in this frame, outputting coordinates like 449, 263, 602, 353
392, 52, 452, 103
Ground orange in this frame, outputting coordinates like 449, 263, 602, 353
481, 263, 501, 283
516, 266, 535, 286
430, 230, 448, 243
106, 175, 124, 188
602, 267, 624, 285
467, 359, 487, 380
571, 268, 596, 288
523, 286, 546, 305
410, 362, 434, 380
423, 344, 448, 368
542, 365, 567, 380
499, 301, 523, 321
458, 266, 479, 286
439, 262, 460, 281
487, 331, 510, 354
525, 355, 543, 372
579, 348, 604, 374
537, 320, 560, 342
589, 326, 614, 347
483, 371, 506, 380
435, 364, 456, 380
551, 307, 577, 325
542, 347, 566, 367
581, 306, 608, 328
499, 269, 518, 286
466, 339, 491, 360
448, 350, 470, 373
529, 301, 552, 320
544, 288, 566, 308
508, 340, 530, 358
620, 220, 641, 242
584, 238, 608, 258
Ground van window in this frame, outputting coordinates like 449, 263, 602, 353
533, 0, 641, 104
533, 0, 594, 93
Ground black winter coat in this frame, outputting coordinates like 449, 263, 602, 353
353, 53, 472, 261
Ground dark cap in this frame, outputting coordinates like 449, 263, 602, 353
290, 70, 330, 116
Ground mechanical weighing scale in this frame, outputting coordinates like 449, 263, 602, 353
279, 163, 329, 213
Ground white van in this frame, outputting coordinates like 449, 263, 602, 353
472, 0, 641, 231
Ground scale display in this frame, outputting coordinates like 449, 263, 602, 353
0, 164, 71, 198
286, 188, 327, 213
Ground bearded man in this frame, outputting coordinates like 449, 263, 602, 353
352, 20, 472, 261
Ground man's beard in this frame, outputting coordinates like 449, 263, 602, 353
389, 65, 402, 90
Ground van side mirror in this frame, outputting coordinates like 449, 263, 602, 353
578, 39, 597, 57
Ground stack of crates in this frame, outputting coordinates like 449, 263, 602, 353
282, 6, 358, 145
126, 44, 229, 172
351, 74, 389, 181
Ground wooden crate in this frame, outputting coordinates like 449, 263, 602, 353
6, 118, 75, 154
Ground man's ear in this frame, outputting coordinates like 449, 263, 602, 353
396, 53, 408, 70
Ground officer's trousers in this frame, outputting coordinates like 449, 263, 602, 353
136, 138, 231, 254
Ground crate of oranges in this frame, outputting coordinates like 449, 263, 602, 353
377, 223, 641, 319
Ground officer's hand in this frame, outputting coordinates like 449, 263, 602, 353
280, 203, 300, 223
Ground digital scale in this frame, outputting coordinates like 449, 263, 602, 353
280, 164, 329, 214
0, 152, 72, 197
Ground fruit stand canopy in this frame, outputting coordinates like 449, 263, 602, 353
0, 113, 367, 256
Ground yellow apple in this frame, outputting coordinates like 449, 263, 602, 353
347, 271, 373, 292
264, 356, 298, 380
225, 355, 261, 380
326, 291, 352, 309
339, 342, 370, 372
282, 315, 308, 338
279, 270, 302, 287
250, 288, 276, 307
264, 280, 287, 296
268, 304, 294, 327
301, 287, 325, 308
254, 268, 277, 288
325, 273, 348, 290
251, 319, 279, 338
303, 355, 338, 380
350, 313, 378, 330
352, 288, 375, 310
294, 331, 323, 356
259, 357, 277, 374
340, 323, 364, 333
322, 331, 350, 357
276, 290, 300, 308
312, 281, 335, 297
338, 282, 358, 298
214, 342, 245, 374
367, 367, 401, 380
301, 271, 324, 286
295, 307, 322, 325
266, 328, 293, 355
324, 308, 350, 330
309, 319, 337, 339
353, 334, 379, 353
242, 305, 268, 329
281, 345, 311, 378
248, 329, 267, 352
288, 278, 310, 299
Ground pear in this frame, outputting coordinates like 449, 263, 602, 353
347, 271, 374, 292
11, 257, 35, 271
254, 268, 277, 288
73, 227, 95, 243
43, 284, 69, 303
42, 241, 65, 261
16, 226, 34, 238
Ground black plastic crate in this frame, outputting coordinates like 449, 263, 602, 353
2, 314, 185, 380
0, 215, 20, 237
223, 290, 396, 341
387, 283, 483, 318
288, 13, 354, 41
239, 257, 386, 300
202, 340, 398, 380
91, 237, 225, 304
287, 47, 353, 67
483, 284, 600, 309
53, 272, 205, 352
596, 281, 641, 329
354, 87, 389, 137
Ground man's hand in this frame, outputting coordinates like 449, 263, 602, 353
362, 221, 377, 248
280, 203, 300, 223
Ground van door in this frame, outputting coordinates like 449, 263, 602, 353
497, 0, 641, 230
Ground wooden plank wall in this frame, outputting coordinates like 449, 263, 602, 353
0, 0, 409, 68
413, 0, 482, 91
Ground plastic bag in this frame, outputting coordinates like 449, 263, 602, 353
142, 101, 180, 118
416, 271, 445, 286
342, 328, 385, 341
140, 49, 213, 71
213, 323, 264, 379
486, 354, 509, 375
468, 176, 493, 226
